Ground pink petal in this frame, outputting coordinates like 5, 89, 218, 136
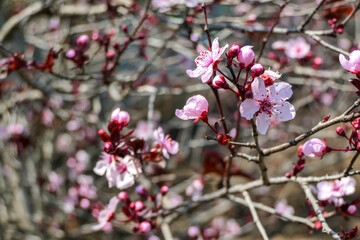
339, 54, 352, 72
117, 171, 135, 189
186, 66, 205, 78
93, 159, 109, 176
154, 127, 165, 142
201, 64, 213, 83
256, 112, 271, 135
272, 82, 293, 100
251, 77, 266, 100
239, 99, 260, 120
212, 37, 220, 55
274, 102, 296, 122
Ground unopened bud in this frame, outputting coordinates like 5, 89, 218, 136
285, 172, 292, 178
297, 145, 304, 157
118, 191, 129, 203
76, 35, 89, 47
228, 44, 240, 59
251, 63, 265, 77
160, 185, 169, 195
104, 141, 115, 153
134, 200, 145, 211
121, 25, 128, 33
336, 127, 346, 137
98, 129, 110, 142
106, 50, 116, 59
347, 204, 357, 215
212, 75, 228, 89
135, 185, 149, 198
138, 221, 151, 233
65, 49, 76, 59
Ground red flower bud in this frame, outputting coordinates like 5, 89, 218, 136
212, 75, 228, 89
228, 44, 240, 59
76, 35, 89, 48
104, 141, 115, 153
336, 127, 346, 137
160, 185, 169, 195
251, 63, 265, 77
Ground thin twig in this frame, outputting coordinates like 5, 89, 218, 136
343, 151, 360, 176
297, 0, 327, 32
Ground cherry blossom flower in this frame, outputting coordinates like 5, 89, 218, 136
211, 217, 241, 238
187, 37, 228, 83
302, 138, 326, 158
93, 153, 142, 190
154, 127, 179, 159
110, 108, 130, 127
339, 50, 360, 75
237, 45, 255, 69
285, 37, 311, 59
93, 196, 119, 231
175, 95, 209, 122
239, 77, 295, 135
316, 177, 356, 206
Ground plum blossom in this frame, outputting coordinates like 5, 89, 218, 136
186, 178, 204, 201
110, 108, 130, 127
211, 217, 241, 238
93, 196, 119, 231
239, 77, 295, 135
93, 153, 142, 190
154, 127, 179, 159
275, 200, 295, 216
339, 50, 360, 75
316, 177, 356, 207
187, 37, 228, 83
285, 37, 311, 59
302, 138, 327, 158
175, 95, 209, 121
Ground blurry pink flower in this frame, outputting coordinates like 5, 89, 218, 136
186, 178, 204, 201
93, 196, 119, 231
188, 226, 200, 238
237, 45, 255, 69
134, 120, 153, 140
339, 50, 360, 75
275, 200, 295, 216
285, 37, 311, 59
154, 127, 179, 159
187, 37, 228, 83
111, 108, 130, 127
303, 138, 326, 158
239, 77, 295, 134
211, 217, 241, 238
139, 221, 152, 233
175, 95, 209, 121
48, 171, 64, 192
316, 177, 356, 206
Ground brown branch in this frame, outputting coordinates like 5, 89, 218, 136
297, 0, 327, 32
344, 151, 360, 176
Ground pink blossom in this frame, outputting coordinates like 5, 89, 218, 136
187, 37, 228, 83
154, 127, 179, 159
188, 226, 200, 238
339, 50, 360, 75
275, 200, 295, 216
239, 77, 295, 135
48, 171, 64, 192
316, 177, 356, 206
237, 45, 255, 69
139, 221, 152, 233
93, 153, 142, 190
302, 138, 326, 158
211, 217, 241, 238
93, 196, 119, 231
175, 95, 209, 121
110, 108, 130, 127
285, 37, 311, 59
134, 120, 153, 140
186, 178, 204, 201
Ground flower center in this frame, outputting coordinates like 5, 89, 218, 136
259, 97, 273, 115
195, 51, 213, 67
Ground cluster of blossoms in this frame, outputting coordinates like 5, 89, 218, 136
187, 217, 241, 239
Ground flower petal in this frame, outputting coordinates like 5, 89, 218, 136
239, 99, 260, 120
93, 159, 109, 176
256, 112, 271, 135
274, 101, 296, 122
251, 77, 266, 100
201, 64, 213, 83
186, 66, 205, 78
272, 82, 293, 100
339, 54, 352, 72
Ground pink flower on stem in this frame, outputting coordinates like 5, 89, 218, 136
285, 37, 311, 59
175, 95, 209, 122
186, 178, 204, 201
339, 50, 360, 76
237, 45, 255, 69
316, 177, 356, 207
275, 200, 295, 216
93, 196, 119, 231
239, 77, 295, 135
110, 108, 130, 127
302, 138, 327, 158
154, 127, 179, 159
187, 37, 228, 83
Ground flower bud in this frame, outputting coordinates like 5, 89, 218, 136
251, 63, 265, 77
118, 191, 129, 203
76, 35, 89, 48
285, 172, 292, 178
134, 200, 145, 211
314, 221, 322, 230
111, 108, 130, 127
65, 49, 76, 59
160, 185, 169, 195
138, 221, 151, 233
347, 204, 357, 215
336, 127, 346, 137
135, 185, 149, 198
228, 44, 240, 59
104, 141, 115, 153
212, 75, 228, 89
297, 145, 304, 157
98, 129, 110, 142
121, 25, 128, 33
188, 226, 200, 238
106, 50, 116, 59
237, 46, 255, 69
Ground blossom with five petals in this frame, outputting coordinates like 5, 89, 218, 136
339, 50, 360, 75
239, 77, 295, 134
175, 95, 209, 122
187, 38, 228, 83
154, 127, 179, 159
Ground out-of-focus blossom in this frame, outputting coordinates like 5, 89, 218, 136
272, 40, 287, 51
139, 221, 152, 233
163, 194, 184, 208
339, 50, 360, 75
275, 200, 295, 216
187, 37, 228, 83
239, 77, 295, 134
93, 196, 119, 231
285, 37, 311, 59
175, 95, 209, 122
188, 226, 200, 238
211, 217, 241, 238
134, 120, 153, 140
48, 171, 64, 192
303, 138, 327, 158
237, 45, 255, 69
316, 177, 356, 207
186, 178, 204, 201
154, 127, 179, 159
